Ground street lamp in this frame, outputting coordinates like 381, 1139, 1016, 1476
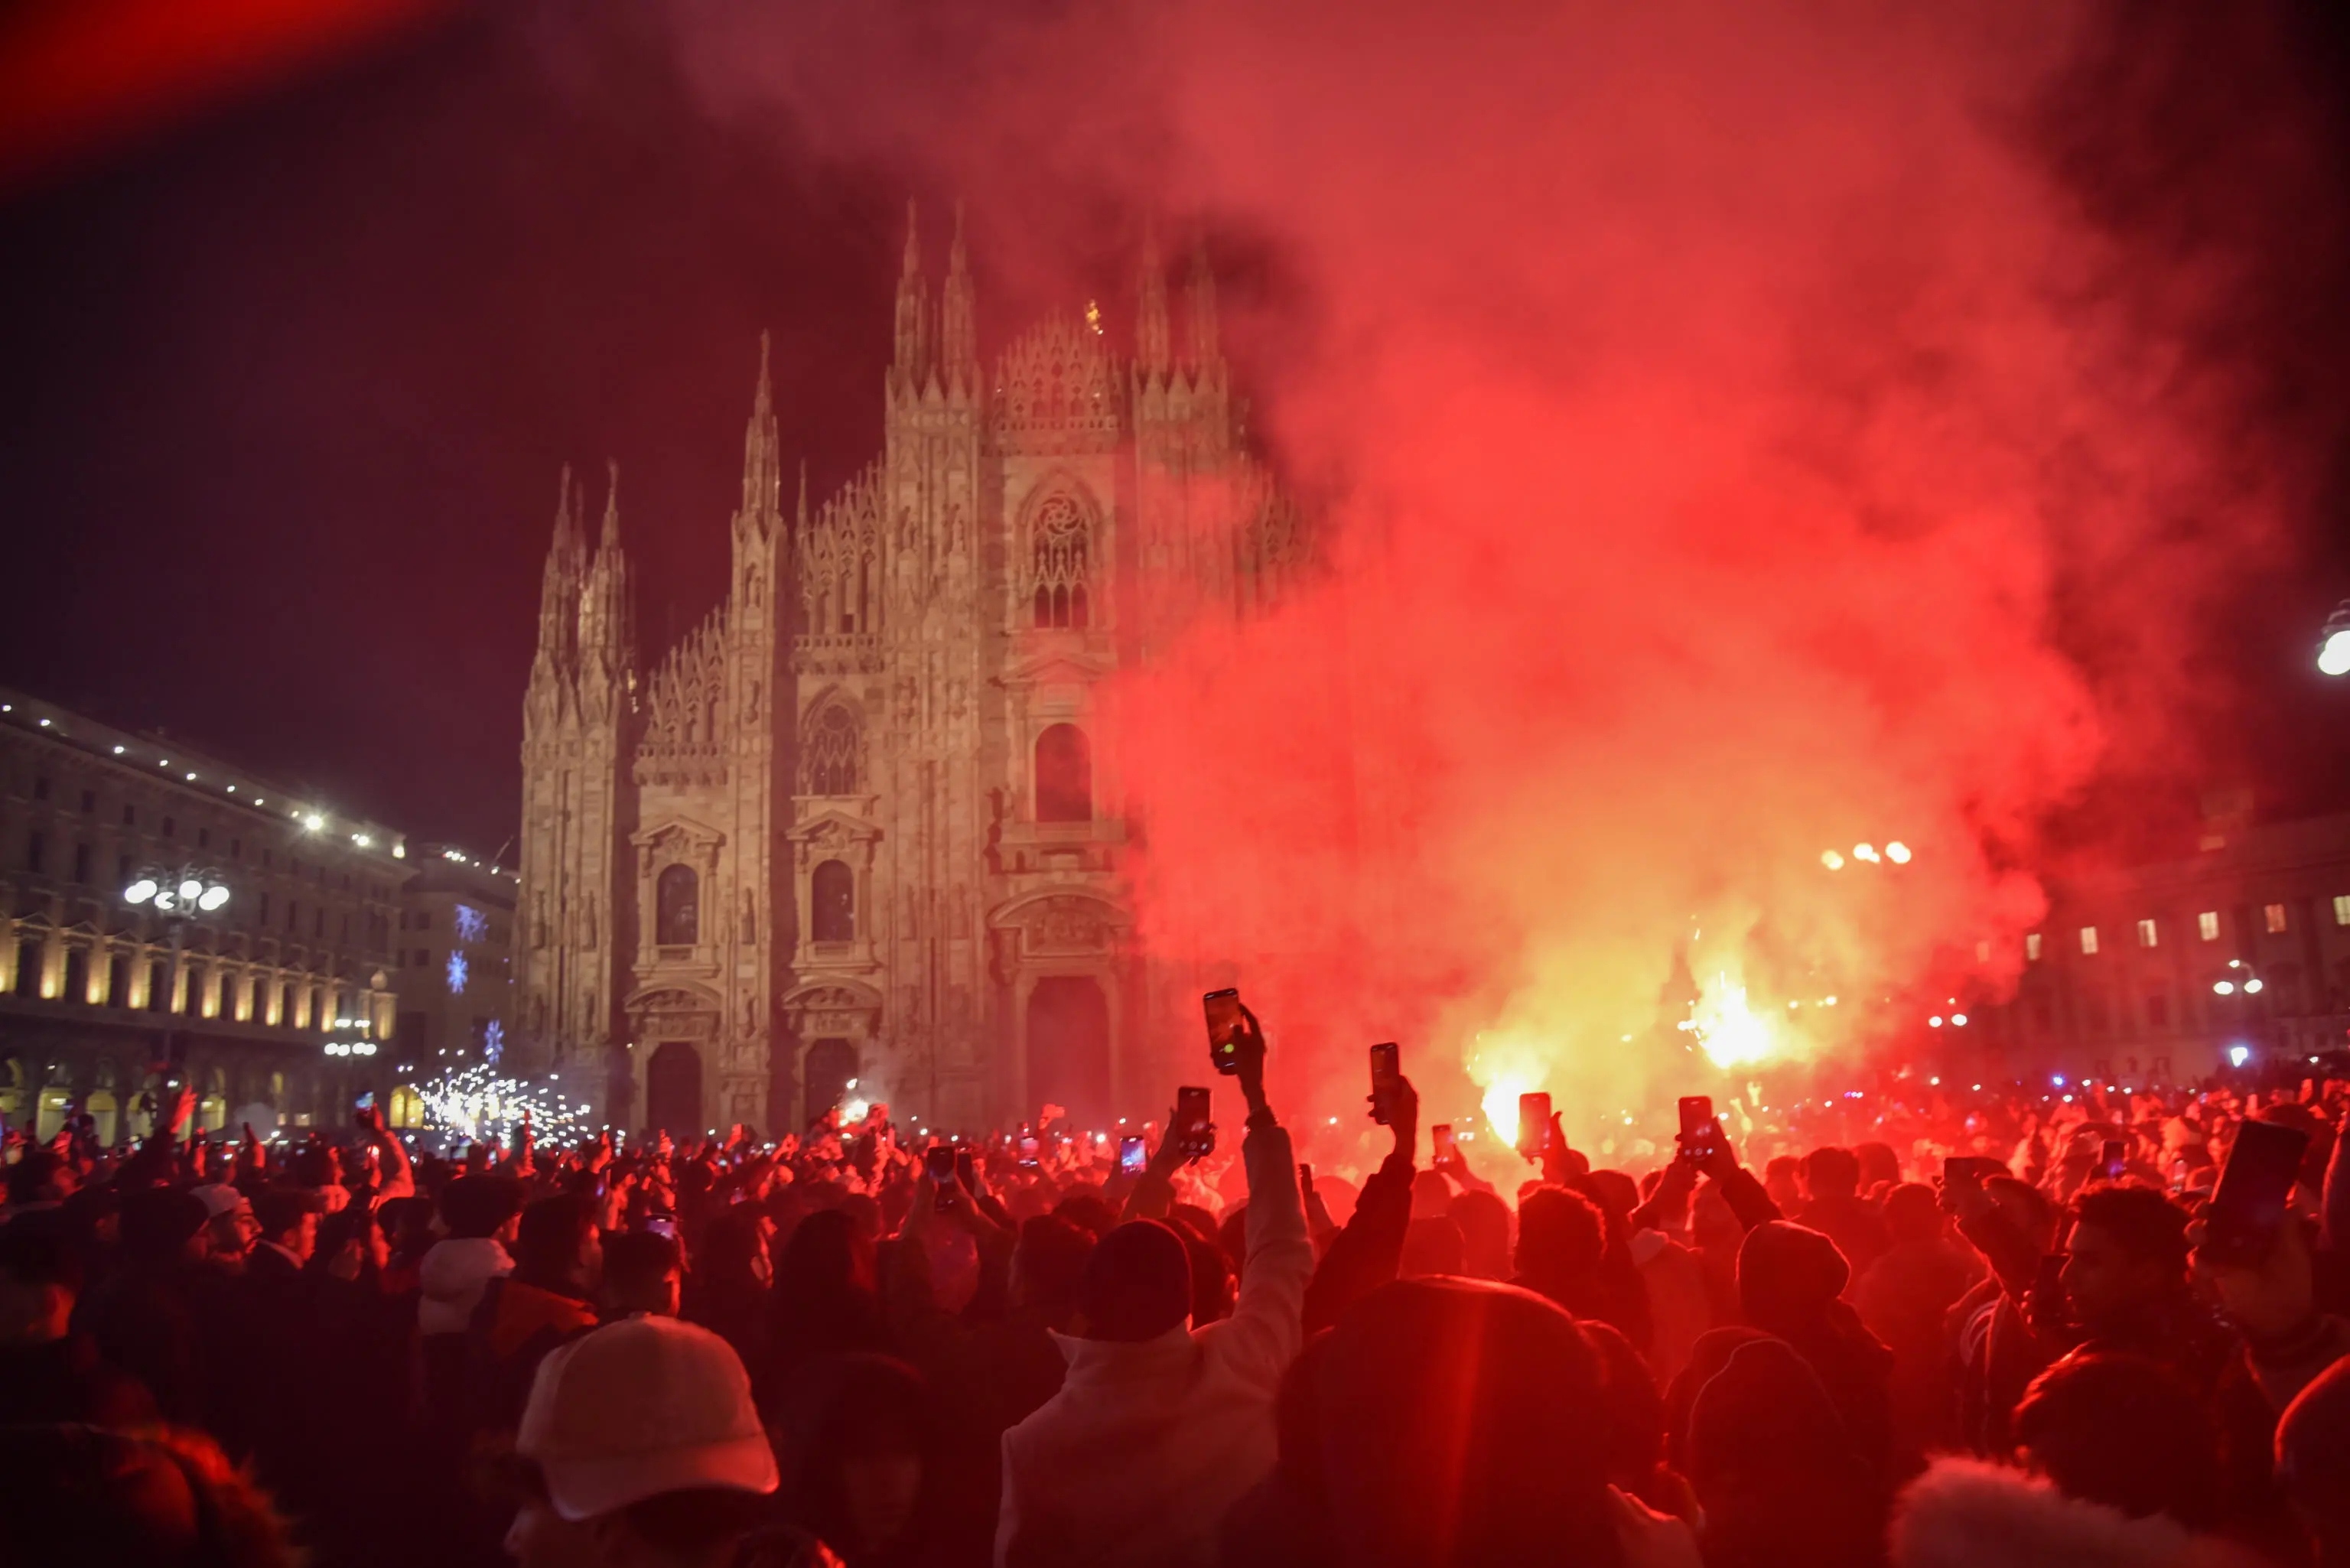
125, 867, 231, 916
2321, 600, 2350, 678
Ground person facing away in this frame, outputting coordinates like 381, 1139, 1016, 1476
474, 1193, 604, 1439
506, 1313, 835, 1568
1793, 1147, 1890, 1286
995, 1007, 1313, 1568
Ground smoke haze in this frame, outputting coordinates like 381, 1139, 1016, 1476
667, 0, 2341, 1140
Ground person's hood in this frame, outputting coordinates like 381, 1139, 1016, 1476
418, 1236, 513, 1333
1892, 1459, 2263, 1568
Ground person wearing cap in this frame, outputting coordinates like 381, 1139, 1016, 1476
506, 1313, 832, 1568
190, 1183, 259, 1270
994, 1007, 1312, 1568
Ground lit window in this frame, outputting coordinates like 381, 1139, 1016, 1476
2264, 903, 2288, 935
2199, 910, 2219, 942
2025, 932, 2042, 962
2335, 894, 2350, 928
2079, 926, 2099, 955
2136, 919, 2157, 948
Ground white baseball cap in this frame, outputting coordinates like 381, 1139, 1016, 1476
188, 1184, 250, 1220
516, 1316, 779, 1521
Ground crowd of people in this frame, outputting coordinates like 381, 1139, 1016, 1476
5, 1010, 2350, 1568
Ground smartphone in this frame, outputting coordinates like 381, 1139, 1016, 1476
1175, 1085, 1215, 1159
1017, 1135, 1040, 1168
1431, 1123, 1456, 1163
2204, 1119, 2309, 1267
924, 1144, 957, 1183
1516, 1091, 1551, 1159
955, 1148, 976, 1188
355, 1091, 376, 1113
1204, 988, 1245, 1075
2099, 1138, 2127, 1182
1677, 1095, 1714, 1162
1298, 1163, 1313, 1192
1369, 1042, 1401, 1125
1116, 1134, 1147, 1176
642, 1213, 679, 1241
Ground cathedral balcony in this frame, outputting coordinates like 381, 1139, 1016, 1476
793, 633, 883, 675
994, 817, 1125, 877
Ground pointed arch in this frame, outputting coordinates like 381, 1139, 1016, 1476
800, 696, 864, 795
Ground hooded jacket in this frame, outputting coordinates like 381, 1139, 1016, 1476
417, 1235, 513, 1335
1892, 1458, 2264, 1568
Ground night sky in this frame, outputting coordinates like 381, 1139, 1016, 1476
4, 2, 2349, 860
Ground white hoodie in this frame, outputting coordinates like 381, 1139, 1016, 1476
418, 1236, 514, 1335
1893, 1458, 2264, 1568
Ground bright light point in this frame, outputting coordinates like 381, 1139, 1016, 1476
2214, 981, 2236, 996
2229, 1044, 2252, 1069
1328, 1116, 1339, 1125
2320, 627, 2350, 677
1951, 1013, 1968, 1026
2244, 978, 2264, 994
2052, 1075, 2065, 1087
112, 744, 124, 755
1928, 1076, 1941, 1086
1693, 973, 1778, 1069
353, 834, 370, 847
37, 718, 50, 727
1928, 1016, 1944, 1028
1823, 995, 1838, 1007
1821, 850, 1845, 870
198, 885, 229, 911
1787, 999, 1799, 1009
177, 879, 203, 903
124, 878, 157, 904
844, 1099, 868, 1122
303, 813, 324, 831
1854, 843, 1880, 864
845, 1078, 858, 1090
184, 772, 196, 782
392, 844, 405, 858
1885, 841, 1912, 864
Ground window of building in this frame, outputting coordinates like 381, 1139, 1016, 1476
25, 831, 44, 875
312, 908, 323, 938
414, 948, 428, 967
120, 804, 134, 827
32, 776, 49, 802
72, 844, 90, 884
258, 893, 269, 925
2265, 903, 2289, 934
117, 854, 131, 884
262, 849, 272, 869
161, 817, 174, 839
801, 704, 861, 795
2335, 893, 2350, 928
2078, 926, 2099, 955
2025, 932, 2042, 962
811, 859, 854, 943
1028, 492, 1095, 630
415, 912, 429, 932
229, 838, 239, 858
1034, 724, 1092, 823
2199, 910, 2220, 942
79, 790, 94, 813
2146, 993, 2169, 1029
197, 828, 210, 849
656, 864, 699, 946
286, 899, 298, 932
2137, 918, 2158, 948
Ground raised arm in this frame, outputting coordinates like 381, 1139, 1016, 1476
1303, 1075, 1417, 1335
1215, 1007, 1313, 1387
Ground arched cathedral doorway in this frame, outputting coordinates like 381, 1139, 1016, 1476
645, 1043, 703, 1137
1025, 977, 1111, 1129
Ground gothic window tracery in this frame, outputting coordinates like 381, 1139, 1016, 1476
1030, 493, 1092, 629
802, 705, 862, 795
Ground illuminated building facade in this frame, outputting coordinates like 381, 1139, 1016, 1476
515, 213, 1312, 1135
1982, 807, 2350, 1082
0, 685, 408, 1139
394, 845, 518, 1086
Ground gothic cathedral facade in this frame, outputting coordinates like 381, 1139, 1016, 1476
513, 211, 1309, 1137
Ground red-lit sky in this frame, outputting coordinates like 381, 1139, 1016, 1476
2, 0, 2347, 873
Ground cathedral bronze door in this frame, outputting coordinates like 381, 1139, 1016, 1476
1025, 977, 1111, 1129
645, 1043, 702, 1137
803, 1038, 857, 1130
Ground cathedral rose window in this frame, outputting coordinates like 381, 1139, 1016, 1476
802, 704, 862, 795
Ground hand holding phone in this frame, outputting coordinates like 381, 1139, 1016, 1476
1431, 1124, 1457, 1166
924, 1144, 958, 1183
1369, 1043, 1401, 1125
1676, 1096, 1715, 1163
1515, 1092, 1551, 1161
1174, 1086, 1216, 1160
1205, 990, 1245, 1076
1119, 1135, 1147, 1177
2202, 1120, 2309, 1267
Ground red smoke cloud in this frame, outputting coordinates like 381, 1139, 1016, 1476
675, 1, 2333, 1147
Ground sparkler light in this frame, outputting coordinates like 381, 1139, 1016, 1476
412, 1064, 593, 1145
1691, 974, 1778, 1070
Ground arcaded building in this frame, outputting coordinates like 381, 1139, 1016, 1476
514, 213, 1312, 1136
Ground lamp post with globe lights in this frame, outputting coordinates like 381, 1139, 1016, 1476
122, 865, 229, 1123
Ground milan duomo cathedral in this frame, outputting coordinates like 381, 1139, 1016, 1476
513, 210, 1312, 1137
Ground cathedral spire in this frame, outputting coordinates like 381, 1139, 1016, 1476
535, 464, 584, 667
1136, 218, 1170, 379
892, 198, 929, 389
599, 457, 621, 554
939, 200, 977, 392
740, 330, 781, 522
1186, 236, 1220, 373
579, 459, 636, 669
796, 459, 809, 532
